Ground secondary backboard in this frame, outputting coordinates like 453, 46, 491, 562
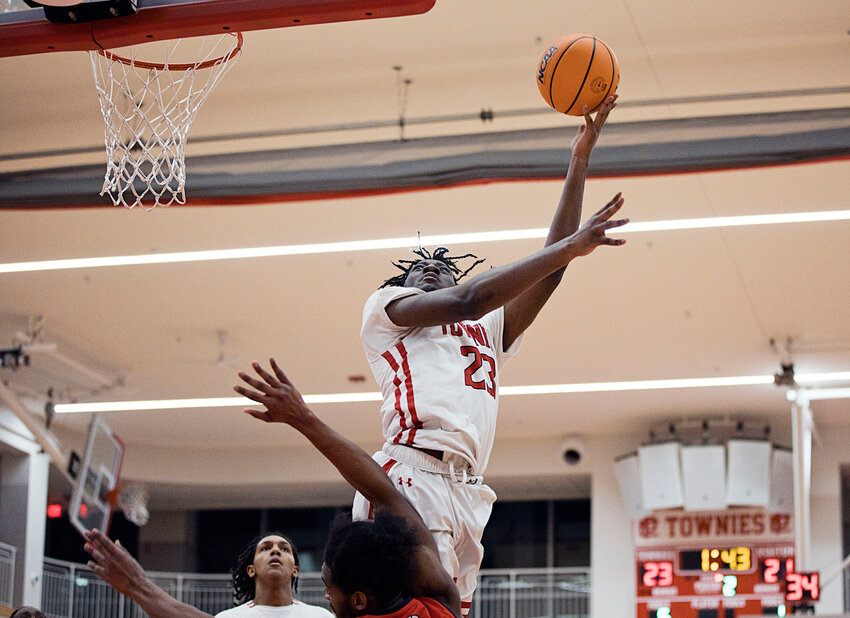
68, 414, 125, 536
0, 0, 437, 57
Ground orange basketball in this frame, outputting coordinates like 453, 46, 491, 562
536, 33, 620, 116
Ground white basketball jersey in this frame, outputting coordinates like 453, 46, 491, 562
361, 286, 521, 474
216, 600, 333, 617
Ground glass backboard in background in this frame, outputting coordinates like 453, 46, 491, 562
68, 415, 124, 536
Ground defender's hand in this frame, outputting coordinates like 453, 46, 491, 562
235, 358, 311, 426
84, 529, 145, 596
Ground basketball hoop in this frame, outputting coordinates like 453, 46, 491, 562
89, 32, 243, 210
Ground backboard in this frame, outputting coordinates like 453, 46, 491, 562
68, 414, 125, 536
0, 0, 437, 57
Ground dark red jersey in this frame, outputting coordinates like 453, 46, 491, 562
362, 597, 457, 618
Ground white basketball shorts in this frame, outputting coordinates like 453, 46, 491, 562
352, 443, 497, 608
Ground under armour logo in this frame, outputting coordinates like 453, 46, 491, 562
398, 476, 412, 487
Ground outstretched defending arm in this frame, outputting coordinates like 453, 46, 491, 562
235, 359, 461, 616
83, 530, 213, 618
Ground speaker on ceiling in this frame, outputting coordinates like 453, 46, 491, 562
614, 452, 647, 519
769, 446, 794, 513
638, 442, 684, 511
681, 444, 727, 511
726, 439, 772, 506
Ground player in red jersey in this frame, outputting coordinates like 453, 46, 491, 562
236, 358, 460, 618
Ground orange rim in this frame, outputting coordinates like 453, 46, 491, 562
106, 487, 120, 507
97, 31, 243, 71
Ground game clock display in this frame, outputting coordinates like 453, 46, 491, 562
679, 547, 751, 572
636, 543, 818, 617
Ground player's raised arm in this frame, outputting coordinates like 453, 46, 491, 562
385, 191, 627, 330
235, 358, 461, 614
84, 529, 213, 618
501, 94, 618, 348
550, 95, 618, 245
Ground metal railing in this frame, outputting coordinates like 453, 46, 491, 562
41, 558, 589, 618
42, 559, 237, 618
0, 540, 16, 608
473, 568, 590, 618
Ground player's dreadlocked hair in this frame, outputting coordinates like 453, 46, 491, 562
323, 512, 416, 606
380, 246, 485, 289
231, 531, 300, 605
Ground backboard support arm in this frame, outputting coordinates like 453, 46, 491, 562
0, 379, 72, 482
0, 0, 437, 57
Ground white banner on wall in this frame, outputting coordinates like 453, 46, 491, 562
633, 508, 794, 548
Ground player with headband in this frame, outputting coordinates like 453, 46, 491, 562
356, 95, 624, 615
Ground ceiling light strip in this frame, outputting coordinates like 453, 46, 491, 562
53, 392, 384, 414
3, 210, 850, 275
499, 375, 774, 395
51, 370, 850, 414
619, 210, 850, 233
795, 371, 850, 383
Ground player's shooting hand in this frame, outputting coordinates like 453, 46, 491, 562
566, 192, 628, 258
235, 358, 312, 426
570, 94, 617, 160
84, 529, 145, 596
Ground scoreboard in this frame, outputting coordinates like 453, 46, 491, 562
633, 510, 819, 617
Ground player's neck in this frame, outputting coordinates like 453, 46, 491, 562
253, 583, 294, 607
371, 594, 406, 614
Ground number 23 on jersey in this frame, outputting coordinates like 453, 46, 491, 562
460, 345, 496, 398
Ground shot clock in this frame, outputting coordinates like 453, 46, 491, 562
786, 570, 819, 603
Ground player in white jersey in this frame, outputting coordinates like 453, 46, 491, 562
218, 599, 332, 617
83, 529, 332, 618
218, 533, 333, 617
354, 95, 625, 615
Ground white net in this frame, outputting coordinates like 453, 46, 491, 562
116, 482, 150, 526
89, 33, 242, 210
1, 0, 27, 13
